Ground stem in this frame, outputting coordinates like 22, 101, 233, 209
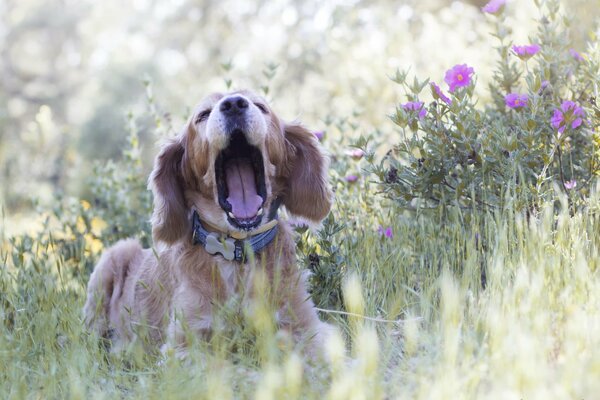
557, 144, 566, 189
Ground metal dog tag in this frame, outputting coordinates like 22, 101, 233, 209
205, 233, 236, 261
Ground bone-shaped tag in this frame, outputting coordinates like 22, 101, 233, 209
205, 233, 236, 261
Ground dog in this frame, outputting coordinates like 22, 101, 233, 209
83, 90, 334, 357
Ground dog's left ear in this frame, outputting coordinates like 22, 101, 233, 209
282, 123, 332, 222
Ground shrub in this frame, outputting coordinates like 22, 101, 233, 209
3, 97, 158, 278
372, 0, 600, 213
296, 212, 346, 311
88, 111, 153, 249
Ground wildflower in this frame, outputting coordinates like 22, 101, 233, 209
569, 48, 584, 62
481, 0, 506, 14
541, 80, 550, 91
402, 101, 427, 119
538, 80, 552, 96
430, 82, 452, 105
512, 44, 540, 60
313, 130, 325, 140
346, 148, 365, 160
551, 100, 585, 135
444, 64, 475, 93
504, 93, 528, 109
345, 174, 359, 183
377, 226, 393, 238
564, 180, 577, 190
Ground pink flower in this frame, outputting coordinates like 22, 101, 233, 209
346, 149, 365, 160
512, 44, 541, 60
345, 174, 359, 183
377, 226, 393, 238
564, 180, 577, 190
569, 49, 584, 62
504, 93, 528, 109
313, 130, 325, 140
444, 64, 475, 93
430, 82, 452, 105
402, 101, 427, 119
482, 0, 506, 14
551, 100, 585, 135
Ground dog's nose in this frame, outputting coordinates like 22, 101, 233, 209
219, 96, 249, 116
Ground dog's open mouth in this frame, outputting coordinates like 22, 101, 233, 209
215, 130, 267, 230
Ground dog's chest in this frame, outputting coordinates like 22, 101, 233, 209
217, 260, 241, 296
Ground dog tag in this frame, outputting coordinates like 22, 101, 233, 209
205, 233, 236, 261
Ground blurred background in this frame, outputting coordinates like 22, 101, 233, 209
0, 0, 596, 234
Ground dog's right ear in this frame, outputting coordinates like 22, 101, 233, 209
148, 136, 188, 244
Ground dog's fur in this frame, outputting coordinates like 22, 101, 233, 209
83, 90, 333, 356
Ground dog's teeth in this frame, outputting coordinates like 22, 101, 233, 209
257, 207, 263, 216
228, 212, 235, 219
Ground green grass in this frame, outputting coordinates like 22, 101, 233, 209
2, 184, 600, 399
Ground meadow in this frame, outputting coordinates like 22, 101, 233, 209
2, 0, 600, 398
3, 153, 600, 399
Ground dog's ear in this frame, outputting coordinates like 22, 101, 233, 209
148, 135, 189, 244
282, 123, 332, 222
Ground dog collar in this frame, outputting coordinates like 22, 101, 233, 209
191, 210, 279, 262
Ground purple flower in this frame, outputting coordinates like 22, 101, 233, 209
512, 44, 541, 60
345, 174, 359, 183
402, 101, 427, 119
313, 130, 325, 141
569, 49, 584, 62
430, 82, 452, 105
377, 226, 393, 239
564, 180, 577, 190
504, 93, 528, 109
538, 80, 552, 95
482, 0, 506, 14
551, 100, 585, 135
346, 149, 365, 160
444, 64, 475, 93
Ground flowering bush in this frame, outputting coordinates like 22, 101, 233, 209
374, 0, 600, 212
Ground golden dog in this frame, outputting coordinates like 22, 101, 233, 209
83, 90, 333, 356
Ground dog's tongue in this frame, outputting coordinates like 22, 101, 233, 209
226, 159, 262, 219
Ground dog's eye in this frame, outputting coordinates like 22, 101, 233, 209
196, 109, 211, 124
254, 103, 269, 114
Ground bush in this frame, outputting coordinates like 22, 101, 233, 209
2, 99, 158, 279
88, 111, 153, 249
372, 0, 600, 213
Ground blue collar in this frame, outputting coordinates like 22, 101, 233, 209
191, 211, 279, 262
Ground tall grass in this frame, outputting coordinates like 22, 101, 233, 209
2, 178, 599, 399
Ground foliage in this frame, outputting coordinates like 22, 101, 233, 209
1, 0, 600, 398
373, 0, 600, 213
88, 110, 153, 248
3, 175, 600, 398
4, 0, 597, 212
297, 212, 346, 312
